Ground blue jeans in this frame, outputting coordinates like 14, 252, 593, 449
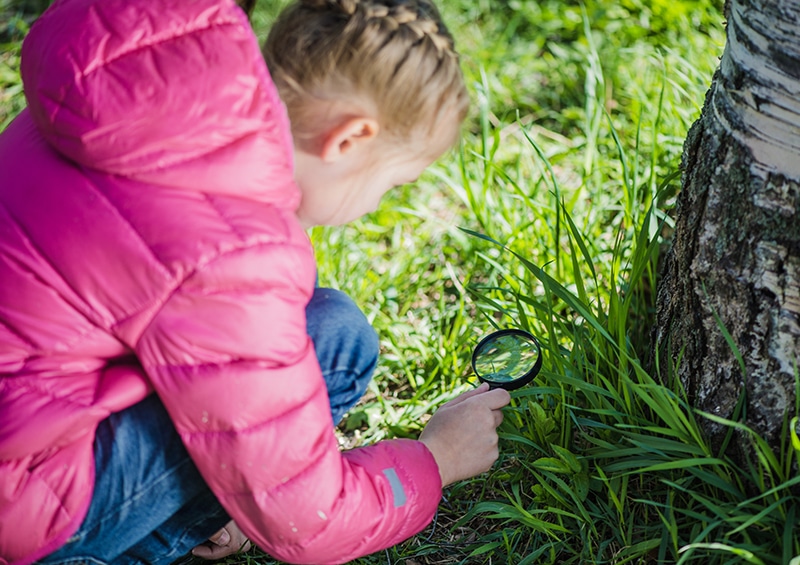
38, 288, 378, 565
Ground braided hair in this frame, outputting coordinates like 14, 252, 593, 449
235, 0, 257, 18
264, 0, 468, 150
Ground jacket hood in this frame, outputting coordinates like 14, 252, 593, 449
20, 0, 298, 207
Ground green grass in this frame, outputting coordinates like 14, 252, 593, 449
4, 0, 799, 563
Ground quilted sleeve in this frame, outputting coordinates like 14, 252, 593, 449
135, 241, 442, 564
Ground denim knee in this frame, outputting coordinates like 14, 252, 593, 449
306, 288, 379, 423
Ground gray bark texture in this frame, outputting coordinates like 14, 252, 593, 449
654, 0, 800, 452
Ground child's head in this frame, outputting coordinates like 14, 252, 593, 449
264, 0, 469, 227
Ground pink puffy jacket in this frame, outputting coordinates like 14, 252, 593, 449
0, 0, 442, 563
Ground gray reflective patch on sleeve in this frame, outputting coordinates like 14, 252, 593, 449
382, 468, 407, 508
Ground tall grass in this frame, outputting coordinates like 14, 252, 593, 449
358, 2, 800, 563
312, 1, 800, 563
432, 132, 800, 562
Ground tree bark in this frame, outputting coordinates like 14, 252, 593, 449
654, 0, 800, 452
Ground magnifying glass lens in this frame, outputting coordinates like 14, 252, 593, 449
471, 329, 542, 391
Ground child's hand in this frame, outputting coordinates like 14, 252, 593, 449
191, 519, 251, 560
419, 383, 511, 487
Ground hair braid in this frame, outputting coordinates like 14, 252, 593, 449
265, 0, 468, 148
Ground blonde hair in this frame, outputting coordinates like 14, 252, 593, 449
264, 0, 469, 151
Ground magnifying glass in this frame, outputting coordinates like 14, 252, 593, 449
471, 329, 542, 391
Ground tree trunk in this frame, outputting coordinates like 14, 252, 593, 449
654, 0, 800, 453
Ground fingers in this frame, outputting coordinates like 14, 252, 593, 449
486, 388, 511, 409
492, 407, 505, 428
447, 383, 511, 409
455, 384, 511, 411
419, 380, 512, 486
444, 382, 491, 406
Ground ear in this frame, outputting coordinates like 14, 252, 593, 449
320, 117, 380, 163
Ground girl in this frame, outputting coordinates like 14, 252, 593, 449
0, 0, 510, 563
